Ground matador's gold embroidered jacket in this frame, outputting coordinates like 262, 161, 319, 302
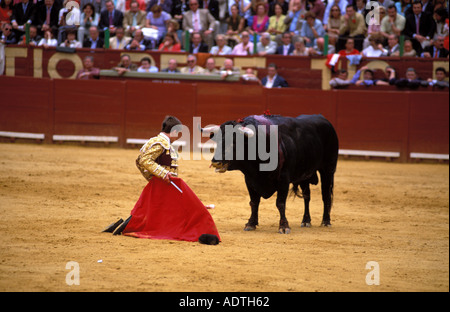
136, 133, 178, 181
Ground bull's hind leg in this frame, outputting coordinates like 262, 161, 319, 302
276, 182, 290, 234
319, 170, 335, 227
299, 181, 311, 227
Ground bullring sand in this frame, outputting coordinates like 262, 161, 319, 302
0, 143, 448, 291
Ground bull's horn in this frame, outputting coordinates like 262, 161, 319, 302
201, 125, 220, 133
238, 126, 255, 137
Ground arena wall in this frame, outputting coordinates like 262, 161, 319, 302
0, 74, 448, 162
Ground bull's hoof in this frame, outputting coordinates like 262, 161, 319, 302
301, 222, 311, 228
321, 221, 332, 227
244, 224, 257, 231
278, 227, 291, 234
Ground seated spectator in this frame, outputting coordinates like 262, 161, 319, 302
165, 18, 180, 45
38, 29, 58, 47
182, 0, 216, 50
0, 22, 16, 44
219, 58, 240, 79
248, 2, 269, 42
180, 54, 205, 74
109, 26, 130, 49
76, 55, 100, 79
57, 0, 81, 44
0, 0, 13, 26
210, 34, 232, 55
391, 39, 416, 56
427, 67, 449, 88
59, 29, 82, 48
433, 8, 449, 40
257, 32, 277, 55
189, 31, 209, 53
276, 31, 294, 55
383, 34, 400, 56
389, 67, 423, 89
18, 24, 40, 45
338, 37, 359, 56
147, 0, 172, 14
261, 63, 289, 88
337, 4, 366, 51
145, 4, 170, 42
113, 53, 138, 75
124, 0, 146, 37
362, 34, 387, 57
11, 0, 36, 38
227, 0, 251, 20
284, 0, 307, 44
329, 68, 351, 88
98, 0, 124, 37
161, 58, 180, 73
83, 26, 104, 49
290, 38, 310, 56
225, 3, 245, 48
78, 3, 99, 43
267, 2, 287, 43
324, 4, 342, 48
35, 0, 61, 39
125, 28, 152, 50
269, 0, 288, 16
241, 67, 261, 83
300, 11, 324, 48
380, 4, 406, 41
364, 5, 386, 48
231, 30, 254, 55
203, 57, 220, 75
323, 0, 348, 27
137, 56, 158, 73
158, 32, 181, 51
421, 35, 449, 58
402, 0, 435, 54
350, 65, 389, 86
311, 36, 336, 55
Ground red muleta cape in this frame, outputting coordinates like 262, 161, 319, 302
123, 177, 220, 242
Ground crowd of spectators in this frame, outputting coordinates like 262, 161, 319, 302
0, 0, 448, 87
1, 0, 448, 57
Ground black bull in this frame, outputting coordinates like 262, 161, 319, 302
202, 114, 339, 233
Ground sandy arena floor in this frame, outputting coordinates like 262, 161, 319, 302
0, 143, 448, 292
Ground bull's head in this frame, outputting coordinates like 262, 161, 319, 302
201, 122, 255, 173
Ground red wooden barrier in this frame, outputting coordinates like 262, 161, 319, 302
0, 76, 448, 162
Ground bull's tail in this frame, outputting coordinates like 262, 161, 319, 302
290, 172, 319, 198
291, 183, 303, 198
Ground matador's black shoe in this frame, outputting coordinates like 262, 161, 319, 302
113, 216, 132, 235
102, 218, 123, 233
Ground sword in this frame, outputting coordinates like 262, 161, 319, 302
170, 180, 183, 194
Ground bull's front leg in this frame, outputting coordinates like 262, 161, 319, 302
245, 186, 260, 231
245, 199, 260, 231
276, 182, 290, 234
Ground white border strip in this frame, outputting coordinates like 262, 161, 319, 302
126, 138, 186, 147
339, 149, 400, 158
198, 142, 217, 149
410, 152, 449, 160
53, 135, 118, 142
0, 131, 45, 140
